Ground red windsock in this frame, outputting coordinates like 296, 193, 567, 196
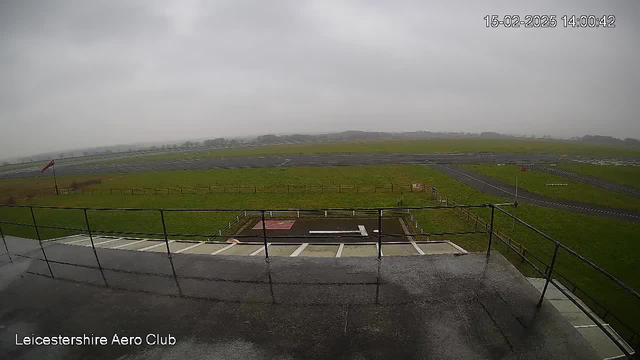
41, 160, 55, 173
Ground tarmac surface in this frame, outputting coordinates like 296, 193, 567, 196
434, 164, 640, 222
0, 153, 572, 179
0, 236, 600, 360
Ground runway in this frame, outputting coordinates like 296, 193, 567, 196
0, 152, 571, 179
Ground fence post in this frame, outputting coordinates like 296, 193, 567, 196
261, 210, 269, 259
83, 209, 106, 280
160, 210, 171, 258
391, 184, 393, 192
487, 206, 495, 256
254, 186, 257, 193
538, 243, 560, 307
0, 224, 12, 262
29, 206, 53, 277
377, 209, 382, 259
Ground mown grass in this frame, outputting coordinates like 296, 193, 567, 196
1, 164, 638, 340
463, 164, 640, 212
99, 138, 640, 164
558, 164, 640, 190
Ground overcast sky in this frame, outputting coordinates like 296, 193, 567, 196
1, 0, 639, 158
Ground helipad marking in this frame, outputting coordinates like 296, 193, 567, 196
138, 240, 174, 252
290, 243, 309, 257
175, 242, 205, 253
336, 243, 345, 257
211, 242, 236, 255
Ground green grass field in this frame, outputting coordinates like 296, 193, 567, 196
558, 164, 640, 190
1, 164, 638, 339
98, 138, 640, 164
463, 164, 640, 212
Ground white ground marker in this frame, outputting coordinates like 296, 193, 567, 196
175, 242, 205, 254
111, 239, 147, 249
211, 242, 237, 255
336, 243, 345, 257
250, 244, 270, 256
358, 225, 368, 237
91, 238, 124, 247
138, 240, 174, 252
65, 237, 94, 245
290, 243, 309, 257
411, 241, 425, 255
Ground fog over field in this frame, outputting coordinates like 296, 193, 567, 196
1, 0, 639, 158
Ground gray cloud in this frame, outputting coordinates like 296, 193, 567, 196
1, 0, 639, 158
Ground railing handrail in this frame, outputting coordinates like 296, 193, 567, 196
493, 204, 640, 302
0, 203, 497, 211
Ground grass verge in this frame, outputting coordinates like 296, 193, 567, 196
463, 164, 640, 212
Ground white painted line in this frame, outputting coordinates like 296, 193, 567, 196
211, 242, 236, 255
250, 244, 270, 256
309, 230, 360, 234
65, 237, 93, 245
411, 241, 425, 255
447, 241, 469, 255
111, 239, 147, 249
574, 324, 608, 329
376, 243, 384, 257
336, 243, 345, 257
47, 234, 82, 242
175, 242, 205, 254
92, 238, 123, 246
290, 243, 309, 257
138, 240, 174, 252
358, 225, 368, 237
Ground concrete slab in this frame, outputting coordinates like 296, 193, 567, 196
218, 244, 263, 256
180, 242, 228, 254
417, 242, 461, 255
341, 244, 377, 257
300, 245, 339, 257
381, 244, 418, 256
0, 237, 603, 359
265, 244, 298, 257
577, 326, 626, 359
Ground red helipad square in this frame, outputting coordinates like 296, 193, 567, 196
252, 220, 296, 230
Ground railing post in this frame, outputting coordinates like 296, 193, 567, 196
377, 209, 382, 259
261, 210, 269, 259
487, 206, 495, 256
0, 224, 12, 262
30, 206, 53, 277
538, 243, 560, 307
160, 210, 171, 258
83, 209, 104, 272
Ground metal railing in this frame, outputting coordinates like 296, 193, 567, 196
428, 187, 638, 357
0, 201, 637, 357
